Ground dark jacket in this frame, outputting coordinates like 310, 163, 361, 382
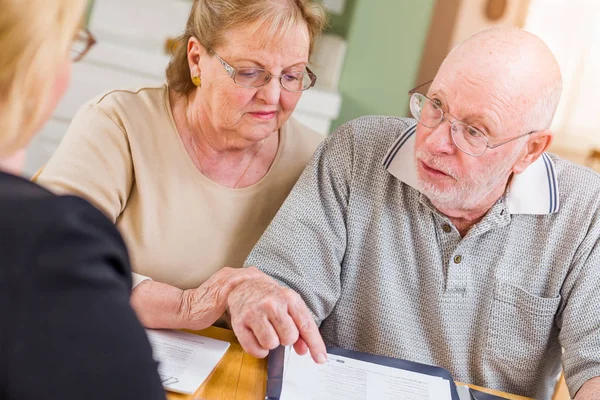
0, 171, 165, 399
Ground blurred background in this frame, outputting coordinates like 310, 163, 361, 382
25, 0, 600, 176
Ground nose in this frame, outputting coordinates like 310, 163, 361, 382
423, 119, 456, 156
255, 76, 281, 105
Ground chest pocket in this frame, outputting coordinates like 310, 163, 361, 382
485, 282, 561, 370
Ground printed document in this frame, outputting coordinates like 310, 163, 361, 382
146, 329, 230, 394
279, 347, 452, 400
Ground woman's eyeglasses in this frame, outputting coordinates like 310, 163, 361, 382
211, 50, 317, 92
71, 29, 96, 63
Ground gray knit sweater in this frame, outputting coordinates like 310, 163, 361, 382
246, 116, 600, 399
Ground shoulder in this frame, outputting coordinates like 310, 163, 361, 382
63, 85, 170, 151
317, 115, 416, 169
549, 153, 600, 187
1, 173, 125, 246
91, 85, 166, 110
334, 116, 415, 148
0, 171, 53, 201
544, 154, 600, 244
76, 85, 168, 127
37, 195, 131, 287
548, 153, 600, 208
0, 174, 129, 286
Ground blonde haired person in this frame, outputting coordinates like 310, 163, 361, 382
0, 1, 165, 399
36, 0, 328, 330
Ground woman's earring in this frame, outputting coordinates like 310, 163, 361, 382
192, 75, 201, 87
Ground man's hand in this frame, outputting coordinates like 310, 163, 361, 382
131, 267, 264, 330
574, 376, 600, 399
227, 271, 327, 364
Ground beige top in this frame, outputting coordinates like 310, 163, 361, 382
36, 85, 323, 289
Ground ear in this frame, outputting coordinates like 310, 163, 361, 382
511, 130, 553, 174
187, 37, 207, 77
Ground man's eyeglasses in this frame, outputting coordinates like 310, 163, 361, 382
71, 28, 96, 63
211, 50, 317, 92
408, 81, 534, 157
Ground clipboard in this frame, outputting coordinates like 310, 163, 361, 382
462, 388, 509, 400
265, 345, 461, 400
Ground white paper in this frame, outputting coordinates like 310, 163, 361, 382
145, 329, 230, 395
280, 347, 452, 400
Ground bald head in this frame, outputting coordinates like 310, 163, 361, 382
435, 27, 562, 131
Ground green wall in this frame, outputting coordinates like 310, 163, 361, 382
325, 0, 357, 38
331, 0, 435, 131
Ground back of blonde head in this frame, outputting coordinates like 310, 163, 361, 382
0, 0, 85, 157
166, 0, 327, 94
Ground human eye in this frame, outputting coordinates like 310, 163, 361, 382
467, 126, 482, 137
281, 70, 302, 81
432, 97, 443, 108
283, 73, 301, 82
237, 68, 261, 78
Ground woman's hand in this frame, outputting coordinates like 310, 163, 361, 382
130, 267, 264, 330
179, 267, 265, 330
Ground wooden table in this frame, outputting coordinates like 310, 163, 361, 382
166, 327, 532, 400
166, 327, 266, 400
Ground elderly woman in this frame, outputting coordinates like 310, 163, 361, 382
36, 0, 327, 330
0, 0, 165, 398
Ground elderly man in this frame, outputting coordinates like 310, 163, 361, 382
225, 28, 600, 399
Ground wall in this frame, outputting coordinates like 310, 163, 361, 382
331, 0, 435, 131
450, 0, 530, 47
86, 0, 96, 26
325, 0, 357, 38
415, 0, 461, 88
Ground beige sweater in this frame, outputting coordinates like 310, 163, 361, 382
36, 85, 323, 289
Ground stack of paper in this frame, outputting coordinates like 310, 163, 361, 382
145, 329, 230, 395
278, 347, 453, 400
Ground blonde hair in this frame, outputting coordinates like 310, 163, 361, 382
0, 0, 86, 157
166, 0, 327, 94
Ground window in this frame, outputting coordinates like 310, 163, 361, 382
525, 0, 600, 153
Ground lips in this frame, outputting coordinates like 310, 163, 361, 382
248, 111, 277, 120
420, 160, 453, 178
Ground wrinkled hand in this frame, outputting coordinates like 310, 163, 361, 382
179, 267, 265, 330
131, 267, 264, 330
227, 271, 327, 364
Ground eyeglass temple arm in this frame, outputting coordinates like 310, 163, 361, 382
408, 80, 434, 94
210, 50, 236, 78
487, 131, 536, 149
73, 29, 97, 62
305, 66, 317, 87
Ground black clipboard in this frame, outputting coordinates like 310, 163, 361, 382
265, 345, 461, 400
466, 389, 509, 400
